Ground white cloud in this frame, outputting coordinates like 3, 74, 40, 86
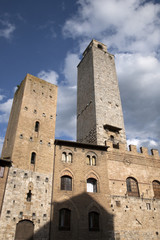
37, 70, 59, 85
0, 98, 13, 113
0, 98, 13, 123
63, 0, 160, 54
0, 95, 5, 101
56, 85, 77, 140
63, 53, 80, 86
0, 19, 15, 39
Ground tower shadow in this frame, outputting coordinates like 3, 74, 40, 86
25, 192, 114, 240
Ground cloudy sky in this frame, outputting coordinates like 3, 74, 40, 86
0, 0, 160, 154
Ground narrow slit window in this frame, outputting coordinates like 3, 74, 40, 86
35, 121, 40, 132
27, 190, 32, 202
31, 152, 36, 164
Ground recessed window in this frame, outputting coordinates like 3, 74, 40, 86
89, 211, 99, 231
86, 153, 96, 166
19, 134, 23, 139
31, 152, 36, 164
153, 180, 160, 198
59, 208, 71, 231
50, 115, 53, 119
61, 176, 72, 191
126, 177, 139, 197
62, 152, 72, 163
97, 44, 103, 50
34, 109, 37, 114
35, 121, 40, 132
27, 190, 32, 202
87, 178, 97, 193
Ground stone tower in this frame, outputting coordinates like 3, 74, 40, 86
0, 74, 57, 240
77, 39, 126, 146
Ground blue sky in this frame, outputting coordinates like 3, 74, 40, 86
0, 0, 160, 154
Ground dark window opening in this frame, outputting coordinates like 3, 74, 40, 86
35, 121, 39, 132
126, 177, 139, 197
59, 208, 71, 231
61, 176, 72, 191
153, 180, 160, 198
31, 152, 36, 164
97, 44, 103, 50
27, 190, 32, 202
87, 178, 97, 193
89, 211, 99, 231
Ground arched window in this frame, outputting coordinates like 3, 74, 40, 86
126, 177, 139, 197
31, 152, 36, 164
87, 178, 97, 193
67, 153, 72, 163
62, 151, 72, 163
153, 180, 160, 198
62, 152, 67, 162
59, 208, 71, 231
92, 156, 96, 166
35, 121, 40, 132
89, 211, 99, 231
86, 153, 96, 166
61, 176, 72, 191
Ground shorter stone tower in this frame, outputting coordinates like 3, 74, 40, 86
77, 39, 126, 146
0, 74, 57, 240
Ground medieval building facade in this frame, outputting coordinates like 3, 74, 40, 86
0, 40, 160, 240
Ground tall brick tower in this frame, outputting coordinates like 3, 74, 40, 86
0, 74, 57, 240
77, 39, 126, 146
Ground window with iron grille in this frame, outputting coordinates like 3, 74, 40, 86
61, 176, 72, 191
153, 180, 160, 198
126, 177, 139, 197
59, 208, 71, 231
89, 211, 99, 231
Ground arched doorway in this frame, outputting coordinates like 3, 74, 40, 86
15, 220, 34, 240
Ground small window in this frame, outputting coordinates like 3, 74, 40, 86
35, 121, 39, 132
62, 152, 72, 163
89, 211, 99, 231
126, 177, 139, 197
92, 156, 96, 166
59, 208, 71, 231
153, 180, 160, 198
67, 153, 72, 163
97, 44, 103, 50
62, 152, 67, 162
27, 190, 32, 202
61, 176, 72, 191
31, 152, 36, 164
86, 153, 96, 166
87, 178, 97, 193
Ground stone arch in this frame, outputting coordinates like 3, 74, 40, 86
15, 219, 34, 240
60, 168, 74, 178
86, 170, 99, 181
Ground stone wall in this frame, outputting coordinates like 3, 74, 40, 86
0, 167, 52, 240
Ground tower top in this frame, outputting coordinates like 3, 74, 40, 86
83, 39, 107, 57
